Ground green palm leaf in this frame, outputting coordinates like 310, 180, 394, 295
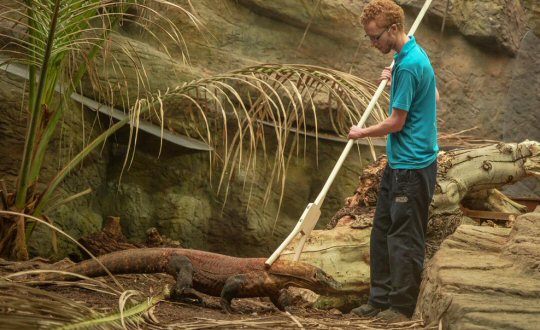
0, 0, 200, 209
0, 0, 202, 257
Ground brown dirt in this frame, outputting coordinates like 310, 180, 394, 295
0, 259, 433, 329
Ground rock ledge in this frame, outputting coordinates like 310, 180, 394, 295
417, 207, 540, 329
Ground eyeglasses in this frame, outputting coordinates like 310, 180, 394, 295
366, 26, 391, 43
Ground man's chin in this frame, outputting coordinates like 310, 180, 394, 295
375, 47, 391, 55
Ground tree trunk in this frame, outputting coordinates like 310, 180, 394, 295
433, 141, 540, 212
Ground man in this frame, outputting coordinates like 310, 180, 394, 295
347, 0, 438, 323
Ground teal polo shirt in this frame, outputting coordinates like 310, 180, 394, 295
388, 36, 438, 169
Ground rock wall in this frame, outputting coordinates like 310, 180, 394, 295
86, 0, 539, 141
96, 128, 375, 256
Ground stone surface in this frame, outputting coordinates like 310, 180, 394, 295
502, 31, 540, 143
417, 210, 540, 329
398, 0, 527, 55
90, 0, 539, 141
96, 129, 373, 256
524, 0, 540, 36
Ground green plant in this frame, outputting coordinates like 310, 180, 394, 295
0, 0, 202, 259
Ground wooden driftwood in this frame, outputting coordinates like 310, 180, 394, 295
78, 216, 143, 257
433, 141, 539, 212
78, 216, 181, 257
427, 140, 539, 256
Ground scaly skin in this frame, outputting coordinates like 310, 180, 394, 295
41, 248, 341, 312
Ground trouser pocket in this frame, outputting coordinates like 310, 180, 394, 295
394, 169, 419, 203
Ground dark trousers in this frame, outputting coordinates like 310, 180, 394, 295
368, 161, 437, 317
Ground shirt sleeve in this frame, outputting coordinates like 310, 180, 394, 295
391, 69, 417, 112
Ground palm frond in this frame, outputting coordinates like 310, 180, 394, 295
143, 63, 389, 212
0, 0, 201, 210
0, 281, 161, 329
60, 290, 162, 330
0, 0, 205, 258
0, 210, 124, 290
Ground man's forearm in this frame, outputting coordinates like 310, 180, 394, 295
348, 108, 407, 140
362, 121, 392, 137
356, 117, 403, 138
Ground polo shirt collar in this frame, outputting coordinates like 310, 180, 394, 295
393, 36, 416, 62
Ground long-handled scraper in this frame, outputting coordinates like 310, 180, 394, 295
266, 0, 434, 266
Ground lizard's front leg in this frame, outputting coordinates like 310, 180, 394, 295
269, 289, 290, 311
221, 272, 281, 313
167, 255, 202, 303
220, 274, 248, 314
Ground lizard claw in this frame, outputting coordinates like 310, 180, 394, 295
170, 287, 203, 304
220, 298, 233, 314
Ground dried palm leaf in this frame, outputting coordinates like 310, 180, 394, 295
143, 63, 389, 214
0, 281, 162, 329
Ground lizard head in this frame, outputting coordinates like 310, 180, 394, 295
269, 260, 342, 295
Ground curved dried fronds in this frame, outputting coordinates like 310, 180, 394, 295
145, 63, 389, 212
0, 281, 161, 329
5, 268, 123, 298
0, 210, 124, 290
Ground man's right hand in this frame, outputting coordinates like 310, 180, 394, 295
378, 66, 392, 87
348, 125, 366, 140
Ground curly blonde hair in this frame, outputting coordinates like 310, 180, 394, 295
361, 0, 404, 31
